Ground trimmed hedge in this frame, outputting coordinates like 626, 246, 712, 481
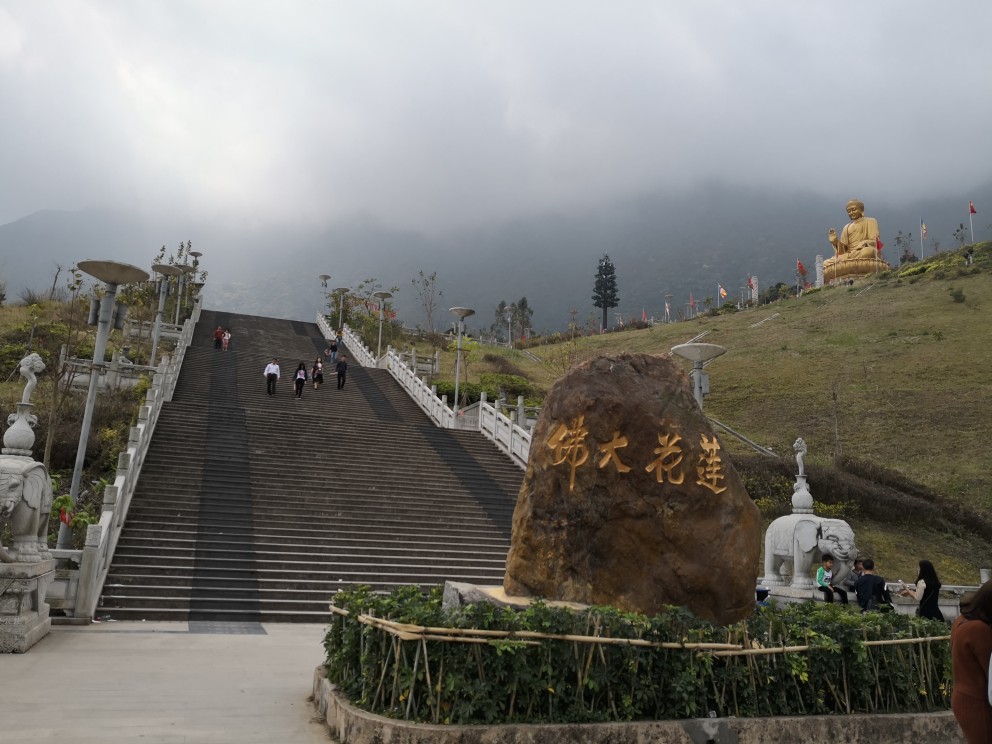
324, 586, 950, 725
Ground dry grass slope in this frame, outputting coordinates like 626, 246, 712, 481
455, 245, 992, 584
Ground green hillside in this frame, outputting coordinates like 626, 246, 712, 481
433, 244, 992, 585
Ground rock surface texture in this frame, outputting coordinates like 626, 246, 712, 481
503, 353, 761, 625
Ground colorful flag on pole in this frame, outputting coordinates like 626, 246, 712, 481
876, 236, 884, 252
642, 308, 647, 322
797, 259, 806, 275
921, 219, 927, 239
689, 292, 695, 309
719, 285, 727, 299
970, 200, 978, 214
746, 275, 753, 290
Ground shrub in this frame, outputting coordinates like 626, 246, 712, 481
325, 586, 951, 725
479, 373, 532, 398
949, 287, 966, 303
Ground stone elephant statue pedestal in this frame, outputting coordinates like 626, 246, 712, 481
0, 559, 56, 653
0, 454, 57, 652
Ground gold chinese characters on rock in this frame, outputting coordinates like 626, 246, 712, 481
547, 416, 727, 495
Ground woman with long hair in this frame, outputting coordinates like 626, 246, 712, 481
900, 559, 944, 621
951, 581, 992, 742
293, 362, 307, 399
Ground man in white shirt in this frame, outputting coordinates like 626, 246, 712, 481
264, 358, 280, 396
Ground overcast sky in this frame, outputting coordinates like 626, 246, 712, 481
1, 1, 989, 232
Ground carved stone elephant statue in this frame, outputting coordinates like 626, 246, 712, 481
0, 457, 54, 563
761, 513, 857, 590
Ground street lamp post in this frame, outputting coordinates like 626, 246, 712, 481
450, 307, 476, 415
178, 265, 197, 322
506, 304, 515, 349
670, 342, 727, 410
58, 260, 149, 550
150, 263, 182, 366
373, 290, 393, 359
334, 286, 350, 330
188, 251, 203, 313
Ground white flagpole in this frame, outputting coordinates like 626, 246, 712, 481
970, 209, 975, 243
920, 220, 925, 258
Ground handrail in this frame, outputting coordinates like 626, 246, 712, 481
318, 317, 532, 469
65, 295, 203, 621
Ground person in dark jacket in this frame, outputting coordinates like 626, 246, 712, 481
854, 558, 892, 612
336, 355, 348, 390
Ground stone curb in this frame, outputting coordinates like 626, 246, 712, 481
311, 667, 963, 744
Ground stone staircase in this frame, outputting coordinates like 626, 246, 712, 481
97, 310, 522, 622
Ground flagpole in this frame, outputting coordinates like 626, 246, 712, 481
920, 219, 925, 258
970, 209, 975, 244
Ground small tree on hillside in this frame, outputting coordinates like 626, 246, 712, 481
894, 231, 918, 264
592, 254, 619, 330
514, 297, 533, 340
411, 270, 442, 335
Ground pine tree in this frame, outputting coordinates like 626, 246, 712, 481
592, 254, 620, 330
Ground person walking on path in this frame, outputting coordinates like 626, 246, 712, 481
900, 559, 945, 621
213, 326, 224, 350
950, 582, 992, 743
293, 362, 308, 399
335, 354, 348, 390
263, 358, 280, 396
221, 328, 232, 351
311, 358, 324, 390
329, 337, 339, 364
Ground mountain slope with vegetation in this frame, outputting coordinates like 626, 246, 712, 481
423, 244, 992, 584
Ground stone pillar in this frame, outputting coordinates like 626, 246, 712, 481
0, 560, 57, 653
815, 255, 825, 288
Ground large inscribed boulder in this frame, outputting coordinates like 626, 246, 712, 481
503, 353, 760, 625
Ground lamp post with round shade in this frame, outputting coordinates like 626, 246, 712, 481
450, 307, 475, 415
505, 304, 515, 349
150, 263, 182, 366
334, 287, 350, 331
373, 291, 392, 359
57, 260, 149, 550
670, 342, 726, 410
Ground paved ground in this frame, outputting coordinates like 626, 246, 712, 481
1, 621, 331, 743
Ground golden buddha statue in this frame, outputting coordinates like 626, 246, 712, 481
823, 199, 889, 282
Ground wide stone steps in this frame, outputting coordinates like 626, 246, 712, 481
98, 309, 523, 621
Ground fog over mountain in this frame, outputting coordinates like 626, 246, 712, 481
2, 3, 990, 330
3, 181, 989, 333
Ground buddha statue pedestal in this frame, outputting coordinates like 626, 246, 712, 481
824, 255, 890, 283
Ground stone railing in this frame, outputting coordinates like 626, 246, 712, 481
316, 314, 378, 368
317, 315, 532, 470
48, 297, 202, 621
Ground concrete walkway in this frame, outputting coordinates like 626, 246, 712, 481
1, 622, 330, 743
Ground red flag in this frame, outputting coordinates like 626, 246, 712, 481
642, 308, 647, 322
971, 201, 978, 214
60, 507, 72, 525
797, 259, 806, 275
689, 292, 695, 309
876, 236, 884, 251
746, 275, 753, 290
